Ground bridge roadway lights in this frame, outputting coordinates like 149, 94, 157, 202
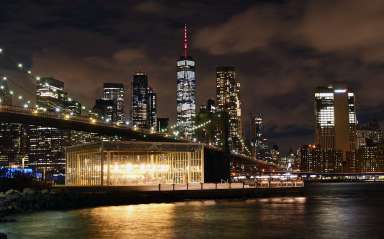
0, 107, 185, 143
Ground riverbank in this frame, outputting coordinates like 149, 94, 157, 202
0, 186, 303, 219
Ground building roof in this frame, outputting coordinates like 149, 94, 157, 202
66, 141, 204, 153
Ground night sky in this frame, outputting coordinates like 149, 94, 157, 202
1, 0, 383, 152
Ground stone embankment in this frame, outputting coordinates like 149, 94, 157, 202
0, 188, 54, 218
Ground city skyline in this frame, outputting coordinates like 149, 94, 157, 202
0, 1, 384, 152
3, 2, 384, 239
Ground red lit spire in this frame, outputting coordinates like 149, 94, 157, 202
184, 24, 188, 58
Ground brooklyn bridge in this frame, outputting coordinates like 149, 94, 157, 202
0, 47, 278, 184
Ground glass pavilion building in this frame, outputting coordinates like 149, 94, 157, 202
65, 141, 204, 186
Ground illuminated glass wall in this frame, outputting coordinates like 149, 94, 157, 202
65, 142, 204, 186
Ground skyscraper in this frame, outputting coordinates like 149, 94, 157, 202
36, 77, 65, 112
26, 125, 69, 178
0, 76, 24, 168
176, 25, 196, 138
200, 99, 216, 113
157, 118, 169, 133
314, 85, 357, 171
251, 115, 263, 157
356, 121, 384, 172
131, 73, 157, 130
103, 83, 124, 123
30, 77, 70, 179
147, 87, 157, 130
132, 73, 148, 129
196, 99, 218, 145
0, 76, 12, 106
63, 99, 82, 116
216, 66, 242, 152
93, 98, 117, 122
0, 123, 27, 168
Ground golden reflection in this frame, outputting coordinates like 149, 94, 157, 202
202, 200, 217, 206
245, 199, 258, 204
256, 197, 307, 204
174, 200, 216, 207
86, 204, 176, 238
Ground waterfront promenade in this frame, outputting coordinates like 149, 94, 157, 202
50, 180, 304, 209
0, 180, 304, 218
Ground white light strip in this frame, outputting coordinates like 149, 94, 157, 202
334, 89, 347, 93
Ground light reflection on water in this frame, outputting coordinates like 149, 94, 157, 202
82, 204, 176, 238
1, 184, 384, 239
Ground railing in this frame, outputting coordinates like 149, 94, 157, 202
140, 180, 304, 192
59, 180, 304, 192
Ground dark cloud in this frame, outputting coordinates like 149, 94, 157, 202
134, 1, 165, 13
194, 7, 284, 55
299, 0, 384, 62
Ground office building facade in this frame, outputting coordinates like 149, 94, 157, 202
250, 115, 270, 160
93, 99, 117, 123
0, 77, 12, 106
196, 99, 218, 145
0, 123, 27, 168
299, 144, 343, 173
131, 73, 157, 130
356, 122, 384, 172
29, 77, 69, 178
315, 86, 357, 151
147, 87, 157, 130
314, 85, 357, 172
36, 77, 66, 112
216, 66, 242, 152
157, 118, 169, 133
103, 83, 124, 123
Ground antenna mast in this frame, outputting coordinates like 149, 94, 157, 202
184, 24, 188, 58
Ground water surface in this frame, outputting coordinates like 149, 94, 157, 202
1, 183, 384, 239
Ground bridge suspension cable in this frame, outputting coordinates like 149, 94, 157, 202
234, 132, 252, 156
0, 47, 93, 115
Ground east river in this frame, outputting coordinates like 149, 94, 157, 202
1, 183, 384, 239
